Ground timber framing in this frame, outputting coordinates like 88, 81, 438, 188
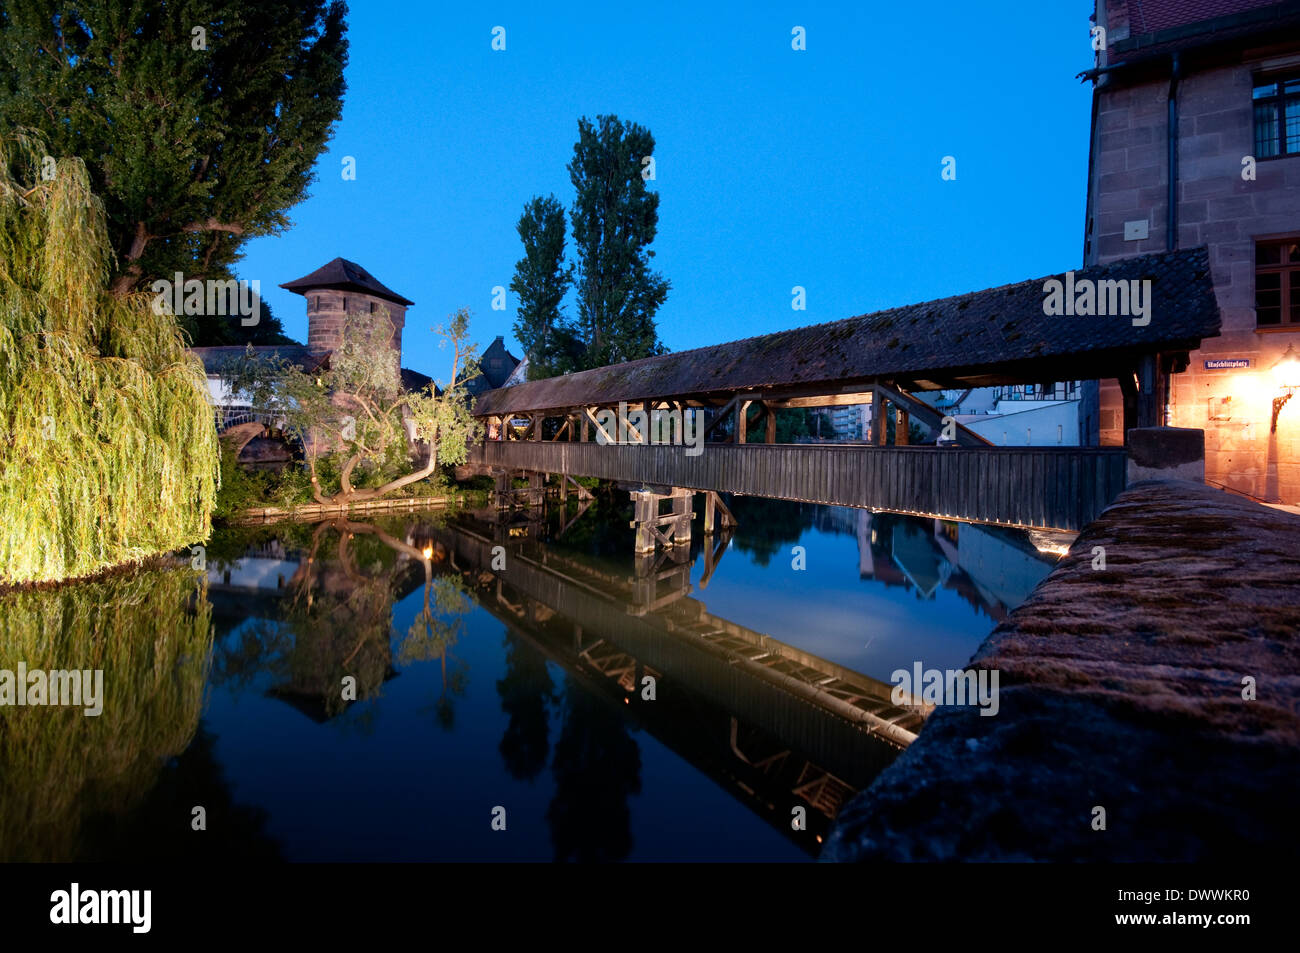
472, 248, 1220, 440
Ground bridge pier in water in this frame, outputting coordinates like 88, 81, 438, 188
629, 486, 693, 555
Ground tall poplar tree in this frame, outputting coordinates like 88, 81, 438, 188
0, 0, 348, 301
567, 115, 669, 368
509, 195, 577, 380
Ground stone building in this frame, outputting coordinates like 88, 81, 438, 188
1084, 0, 1300, 501
196, 258, 432, 461
280, 257, 417, 383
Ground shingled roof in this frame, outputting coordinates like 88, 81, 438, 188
280, 257, 414, 306
1103, 0, 1300, 70
473, 247, 1221, 416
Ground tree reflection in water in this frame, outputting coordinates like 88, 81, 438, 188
547, 679, 643, 863
496, 633, 555, 781
210, 516, 473, 730
0, 568, 280, 861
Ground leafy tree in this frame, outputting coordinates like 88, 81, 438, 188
183, 298, 300, 347
224, 306, 482, 504
0, 131, 218, 585
509, 195, 577, 380
0, 0, 349, 303
568, 115, 670, 368
744, 406, 815, 443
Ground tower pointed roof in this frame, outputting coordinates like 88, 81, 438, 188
280, 257, 414, 306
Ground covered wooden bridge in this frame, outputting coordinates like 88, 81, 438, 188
468, 248, 1221, 538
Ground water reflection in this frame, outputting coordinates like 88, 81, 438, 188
0, 495, 1068, 861
0, 569, 278, 861
497, 633, 555, 781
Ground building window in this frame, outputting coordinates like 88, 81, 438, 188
1252, 74, 1300, 158
1256, 239, 1300, 327
342, 296, 348, 312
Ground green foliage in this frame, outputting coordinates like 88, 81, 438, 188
212, 444, 312, 519
745, 407, 816, 443
510, 195, 578, 380
0, 568, 213, 860
0, 0, 348, 304
0, 132, 219, 585
510, 115, 670, 379
569, 115, 670, 368
222, 306, 482, 505
181, 298, 301, 348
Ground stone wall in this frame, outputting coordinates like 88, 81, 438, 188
823, 480, 1300, 861
305, 289, 407, 366
1087, 55, 1300, 501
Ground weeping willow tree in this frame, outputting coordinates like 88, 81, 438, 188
0, 568, 213, 861
0, 132, 218, 585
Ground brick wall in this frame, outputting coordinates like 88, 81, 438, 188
305, 290, 407, 368
1087, 57, 1300, 502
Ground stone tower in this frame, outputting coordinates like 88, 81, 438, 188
279, 258, 414, 368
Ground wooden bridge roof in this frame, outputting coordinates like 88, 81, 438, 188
473, 247, 1220, 416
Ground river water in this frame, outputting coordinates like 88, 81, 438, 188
0, 494, 1067, 862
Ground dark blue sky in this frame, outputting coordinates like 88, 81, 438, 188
240, 1, 1094, 382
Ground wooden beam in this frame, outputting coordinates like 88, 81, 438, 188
709, 491, 738, 529
583, 406, 617, 445
870, 388, 886, 445
766, 392, 874, 409
1118, 371, 1138, 444
737, 400, 752, 444
1136, 353, 1159, 429
874, 382, 993, 446
703, 394, 743, 439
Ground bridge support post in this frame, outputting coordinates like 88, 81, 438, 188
701, 491, 737, 535
493, 469, 546, 510
630, 487, 694, 554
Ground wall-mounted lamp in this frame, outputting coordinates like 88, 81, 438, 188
1270, 343, 1300, 433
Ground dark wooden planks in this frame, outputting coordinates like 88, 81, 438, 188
468, 441, 1129, 531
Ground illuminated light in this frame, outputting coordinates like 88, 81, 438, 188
623, 697, 629, 705
1270, 344, 1300, 432
1272, 343, 1300, 389
816, 835, 823, 843
421, 545, 434, 560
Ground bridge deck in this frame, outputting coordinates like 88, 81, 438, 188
467, 442, 1128, 532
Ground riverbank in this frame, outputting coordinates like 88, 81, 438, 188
226, 492, 463, 526
824, 479, 1300, 861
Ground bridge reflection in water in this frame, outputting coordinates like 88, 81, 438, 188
199, 499, 1065, 859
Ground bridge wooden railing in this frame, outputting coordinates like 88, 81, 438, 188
466, 441, 1129, 532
